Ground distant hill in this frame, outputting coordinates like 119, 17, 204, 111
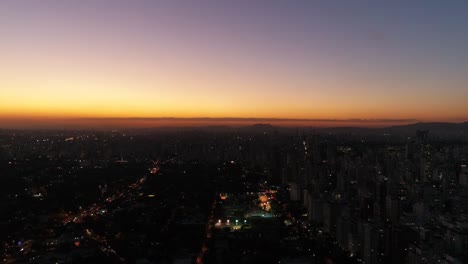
229, 122, 468, 140
388, 122, 468, 131
314, 122, 468, 140
383, 122, 468, 139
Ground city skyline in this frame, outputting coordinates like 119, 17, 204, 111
1, 0, 468, 127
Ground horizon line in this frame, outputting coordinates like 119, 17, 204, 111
2, 116, 468, 130
66, 116, 420, 123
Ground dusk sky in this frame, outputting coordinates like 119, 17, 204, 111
1, 0, 468, 127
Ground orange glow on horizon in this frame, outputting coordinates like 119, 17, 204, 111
2, 41, 467, 126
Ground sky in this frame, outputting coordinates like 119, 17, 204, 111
1, 0, 467, 128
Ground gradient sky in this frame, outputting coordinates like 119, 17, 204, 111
1, 0, 468, 127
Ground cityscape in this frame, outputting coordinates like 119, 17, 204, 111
1, 126, 468, 263
1, 1, 468, 264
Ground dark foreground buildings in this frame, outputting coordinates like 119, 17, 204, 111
1, 125, 467, 263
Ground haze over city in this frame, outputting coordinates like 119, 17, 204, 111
1, 0, 468, 129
